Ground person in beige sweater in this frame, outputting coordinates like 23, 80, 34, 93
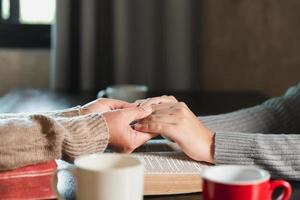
0, 96, 176, 171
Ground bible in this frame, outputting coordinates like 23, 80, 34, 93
0, 160, 57, 199
133, 139, 211, 195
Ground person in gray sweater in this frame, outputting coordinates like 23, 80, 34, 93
134, 82, 300, 180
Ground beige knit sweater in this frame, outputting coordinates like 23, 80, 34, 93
0, 107, 109, 171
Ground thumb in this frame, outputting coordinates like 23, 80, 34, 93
131, 131, 159, 151
122, 106, 152, 123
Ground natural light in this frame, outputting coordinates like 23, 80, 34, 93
20, 0, 55, 24
1, 0, 55, 24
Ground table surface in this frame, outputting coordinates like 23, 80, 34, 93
0, 89, 268, 115
1, 89, 299, 199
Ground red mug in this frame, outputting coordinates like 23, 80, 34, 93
202, 165, 292, 200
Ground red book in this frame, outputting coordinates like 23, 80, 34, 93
0, 160, 57, 200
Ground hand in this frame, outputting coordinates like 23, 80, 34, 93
134, 102, 215, 163
134, 95, 178, 108
102, 106, 158, 153
81, 98, 134, 115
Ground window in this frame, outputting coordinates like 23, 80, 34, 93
0, 0, 55, 48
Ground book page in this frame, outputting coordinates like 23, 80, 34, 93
134, 139, 180, 153
133, 152, 210, 174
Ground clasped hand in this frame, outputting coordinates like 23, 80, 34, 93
81, 96, 215, 164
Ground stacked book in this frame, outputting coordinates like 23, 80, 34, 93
0, 160, 57, 199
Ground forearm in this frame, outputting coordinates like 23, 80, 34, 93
200, 105, 277, 133
42, 106, 82, 117
0, 106, 82, 119
215, 131, 300, 180
201, 82, 300, 134
0, 113, 109, 171
57, 114, 109, 161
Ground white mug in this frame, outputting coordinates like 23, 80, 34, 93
97, 84, 148, 102
52, 153, 144, 200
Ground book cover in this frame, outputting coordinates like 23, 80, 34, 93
0, 160, 57, 200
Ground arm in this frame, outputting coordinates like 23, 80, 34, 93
215, 132, 300, 180
0, 106, 82, 119
0, 97, 137, 119
0, 98, 159, 171
0, 113, 108, 171
201, 82, 300, 134
136, 83, 300, 180
212, 83, 300, 180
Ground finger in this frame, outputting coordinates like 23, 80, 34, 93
141, 114, 177, 124
134, 121, 173, 134
130, 130, 159, 152
122, 106, 152, 123
140, 95, 177, 108
151, 103, 176, 113
153, 109, 176, 115
134, 122, 179, 144
154, 102, 190, 114
99, 98, 134, 109
133, 99, 147, 106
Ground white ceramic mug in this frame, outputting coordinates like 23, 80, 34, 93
52, 153, 144, 200
97, 84, 148, 102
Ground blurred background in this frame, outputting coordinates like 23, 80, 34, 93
0, 0, 299, 107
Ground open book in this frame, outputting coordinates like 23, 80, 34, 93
133, 139, 211, 195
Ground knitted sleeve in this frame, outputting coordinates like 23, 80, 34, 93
0, 106, 82, 119
0, 113, 109, 171
200, 82, 300, 180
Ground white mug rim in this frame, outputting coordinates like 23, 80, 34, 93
106, 84, 148, 92
202, 165, 270, 185
74, 153, 143, 173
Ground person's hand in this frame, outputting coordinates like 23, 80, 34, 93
134, 102, 215, 163
81, 98, 134, 115
102, 106, 158, 153
134, 95, 178, 108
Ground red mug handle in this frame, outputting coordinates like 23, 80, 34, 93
269, 180, 292, 200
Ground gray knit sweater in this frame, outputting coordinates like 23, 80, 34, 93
201, 82, 300, 180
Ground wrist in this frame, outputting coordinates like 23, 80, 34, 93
203, 128, 215, 163
209, 131, 216, 163
102, 112, 114, 145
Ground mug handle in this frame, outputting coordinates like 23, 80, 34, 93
270, 180, 292, 200
52, 167, 76, 200
97, 90, 107, 99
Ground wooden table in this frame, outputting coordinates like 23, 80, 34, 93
1, 89, 299, 199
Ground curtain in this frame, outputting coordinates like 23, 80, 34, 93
51, 0, 201, 92
51, 0, 113, 92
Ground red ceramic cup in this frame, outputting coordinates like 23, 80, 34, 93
202, 165, 292, 200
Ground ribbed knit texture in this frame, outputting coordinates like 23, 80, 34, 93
200, 82, 300, 180
0, 106, 81, 119
58, 114, 109, 161
0, 107, 109, 171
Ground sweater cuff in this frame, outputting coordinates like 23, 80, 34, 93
214, 131, 255, 165
57, 113, 109, 161
214, 131, 300, 180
